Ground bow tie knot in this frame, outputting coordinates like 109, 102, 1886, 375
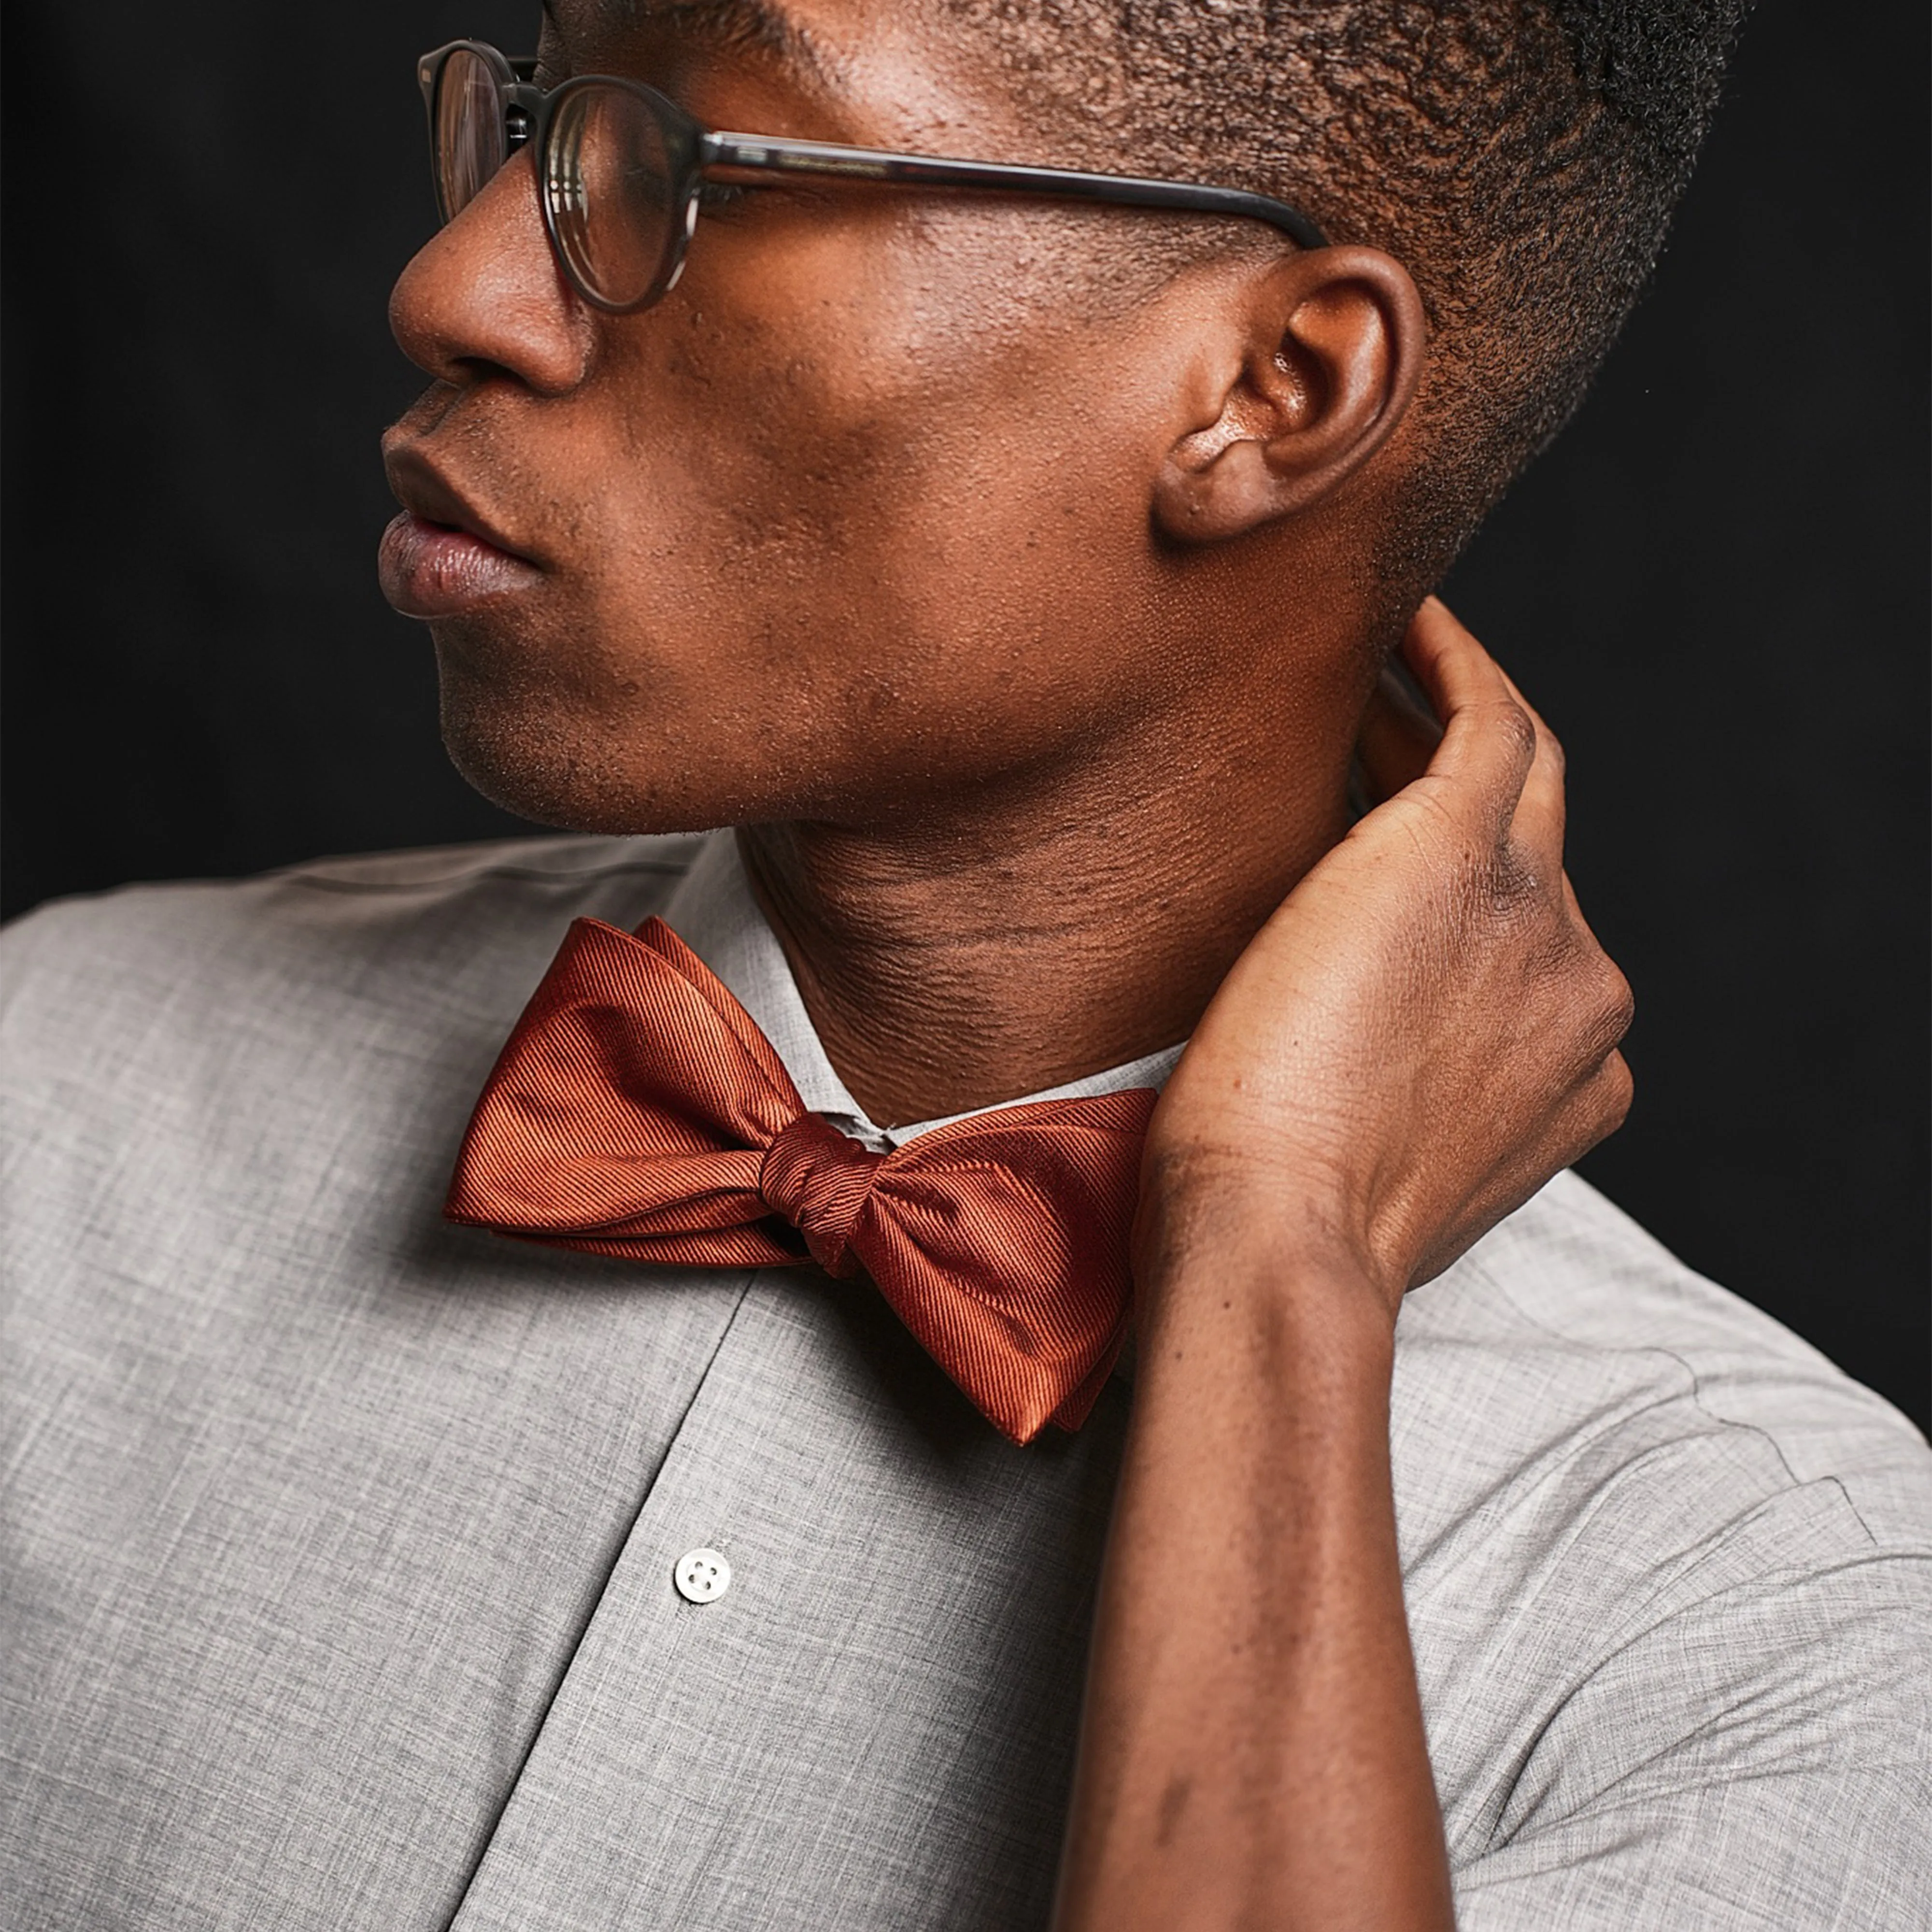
759, 1112, 881, 1276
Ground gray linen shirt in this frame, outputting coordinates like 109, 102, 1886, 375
3, 830, 1928, 1931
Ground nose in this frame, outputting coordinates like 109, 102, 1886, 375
388, 149, 592, 395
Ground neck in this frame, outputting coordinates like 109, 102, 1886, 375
738, 688, 1360, 1127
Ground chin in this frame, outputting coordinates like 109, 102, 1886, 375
441, 694, 686, 835
438, 676, 819, 838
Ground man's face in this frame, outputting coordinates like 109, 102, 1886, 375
382, 0, 1291, 837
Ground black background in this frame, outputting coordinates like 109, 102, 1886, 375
4, 2, 1927, 1426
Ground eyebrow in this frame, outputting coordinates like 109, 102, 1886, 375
544, 0, 835, 90
661, 0, 828, 77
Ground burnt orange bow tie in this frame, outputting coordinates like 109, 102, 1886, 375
445, 915, 1155, 1444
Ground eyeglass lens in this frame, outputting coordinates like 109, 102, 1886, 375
545, 86, 682, 311
433, 47, 507, 223
433, 52, 686, 312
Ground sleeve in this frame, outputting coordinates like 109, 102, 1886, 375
1451, 1548, 1932, 1932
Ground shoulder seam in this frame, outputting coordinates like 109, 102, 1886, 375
1462, 1246, 1885, 1547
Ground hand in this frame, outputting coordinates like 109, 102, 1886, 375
1140, 596, 1634, 1314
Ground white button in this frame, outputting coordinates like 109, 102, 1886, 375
673, 1548, 732, 1604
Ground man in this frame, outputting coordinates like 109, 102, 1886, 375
2, 3, 1926, 1930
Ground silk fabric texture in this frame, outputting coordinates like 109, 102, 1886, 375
446, 916, 1156, 1444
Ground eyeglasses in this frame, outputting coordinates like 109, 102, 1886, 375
418, 40, 1328, 315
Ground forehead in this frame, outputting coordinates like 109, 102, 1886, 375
541, 0, 1036, 145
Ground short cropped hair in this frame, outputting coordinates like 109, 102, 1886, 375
963, 0, 1751, 595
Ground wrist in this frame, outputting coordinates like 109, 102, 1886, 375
1130, 1237, 1399, 1451
1134, 1139, 1404, 1324
1133, 1223, 1402, 1399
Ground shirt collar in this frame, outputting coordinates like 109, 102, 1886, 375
661, 831, 1183, 1151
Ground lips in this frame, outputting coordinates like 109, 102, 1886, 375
378, 444, 544, 620
378, 512, 544, 618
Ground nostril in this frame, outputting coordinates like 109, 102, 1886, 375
449, 354, 527, 390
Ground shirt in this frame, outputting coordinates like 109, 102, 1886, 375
2, 828, 1928, 1932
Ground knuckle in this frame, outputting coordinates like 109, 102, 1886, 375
1563, 1053, 1634, 1166
1601, 966, 1637, 1044
1488, 838, 1550, 920
1494, 698, 1539, 765
1599, 1052, 1635, 1132
1582, 954, 1635, 1046
1458, 695, 1537, 770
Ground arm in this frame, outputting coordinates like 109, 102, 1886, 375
1054, 599, 1635, 1931
1061, 1232, 1442, 1930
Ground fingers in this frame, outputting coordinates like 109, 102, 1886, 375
1492, 661, 1567, 867
1356, 667, 1443, 804
1406, 1040, 1634, 1289
1406, 1020, 1631, 1291
1400, 597, 1538, 845
1520, 1046, 1635, 1214
1403, 597, 1567, 871
1398, 850, 1634, 1289
1585, 1048, 1635, 1141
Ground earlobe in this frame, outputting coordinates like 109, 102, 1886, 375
1152, 246, 1426, 546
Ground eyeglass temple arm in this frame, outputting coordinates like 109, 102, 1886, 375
465, 52, 1327, 251
701, 132, 1328, 251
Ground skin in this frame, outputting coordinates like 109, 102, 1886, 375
384, 0, 1423, 1124
381, 1, 1634, 1922
1061, 608, 1631, 1930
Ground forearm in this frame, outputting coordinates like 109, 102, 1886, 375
1054, 1224, 1453, 1932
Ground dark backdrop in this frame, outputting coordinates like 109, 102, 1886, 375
4, 1, 1927, 1426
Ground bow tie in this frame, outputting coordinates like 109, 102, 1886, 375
445, 915, 1156, 1444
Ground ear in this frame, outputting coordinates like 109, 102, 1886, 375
1152, 246, 1426, 545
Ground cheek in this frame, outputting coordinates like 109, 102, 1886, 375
440, 215, 1179, 817
644, 249, 1160, 707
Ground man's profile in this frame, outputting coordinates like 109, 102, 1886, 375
3, 3, 1927, 1929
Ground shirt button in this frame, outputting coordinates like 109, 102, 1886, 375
674, 1548, 732, 1604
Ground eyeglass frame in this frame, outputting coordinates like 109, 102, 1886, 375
417, 39, 1330, 316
